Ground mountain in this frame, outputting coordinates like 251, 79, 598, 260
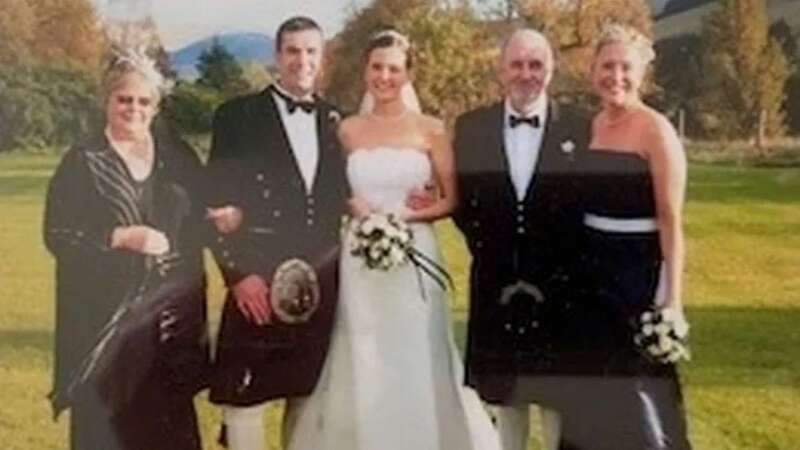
169, 32, 275, 79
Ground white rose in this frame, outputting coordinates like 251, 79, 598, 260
362, 219, 376, 234
658, 335, 674, 352
674, 318, 690, 339
390, 247, 405, 265
642, 324, 655, 336
647, 344, 661, 355
641, 311, 654, 323
654, 323, 670, 336
369, 247, 382, 260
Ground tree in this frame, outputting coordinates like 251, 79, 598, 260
0, 64, 101, 152
162, 82, 225, 139
29, 0, 106, 68
652, 34, 706, 136
195, 38, 248, 95
515, 0, 654, 104
0, 0, 36, 65
699, 0, 790, 140
323, 0, 437, 111
399, 5, 498, 121
324, 0, 496, 120
1, 0, 105, 68
241, 61, 274, 92
769, 19, 800, 134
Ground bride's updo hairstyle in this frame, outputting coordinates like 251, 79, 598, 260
593, 23, 655, 67
363, 29, 415, 70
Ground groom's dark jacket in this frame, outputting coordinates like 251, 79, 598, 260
452, 100, 591, 404
205, 87, 347, 405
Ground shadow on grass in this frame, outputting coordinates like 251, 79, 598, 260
688, 165, 800, 205
0, 329, 52, 353
2, 306, 798, 389
449, 306, 800, 388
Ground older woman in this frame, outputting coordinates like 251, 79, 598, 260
559, 24, 692, 449
43, 49, 209, 450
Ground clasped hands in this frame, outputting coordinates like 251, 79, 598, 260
209, 185, 433, 325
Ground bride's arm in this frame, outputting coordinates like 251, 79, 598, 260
402, 120, 457, 223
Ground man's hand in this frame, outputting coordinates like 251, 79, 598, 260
207, 206, 243, 234
405, 182, 436, 211
232, 274, 272, 325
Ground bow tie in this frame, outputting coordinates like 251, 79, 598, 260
509, 114, 540, 129
271, 85, 317, 114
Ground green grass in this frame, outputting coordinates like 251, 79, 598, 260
1, 152, 798, 449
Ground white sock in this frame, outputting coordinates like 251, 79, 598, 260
540, 407, 562, 450
223, 404, 266, 450
494, 404, 530, 450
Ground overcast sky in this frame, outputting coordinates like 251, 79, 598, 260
95, 0, 371, 50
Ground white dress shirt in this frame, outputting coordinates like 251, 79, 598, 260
503, 95, 548, 201
272, 84, 320, 194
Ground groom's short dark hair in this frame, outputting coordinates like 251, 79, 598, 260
276, 16, 322, 52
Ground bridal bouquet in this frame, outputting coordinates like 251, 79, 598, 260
349, 213, 413, 270
348, 213, 452, 296
633, 307, 691, 364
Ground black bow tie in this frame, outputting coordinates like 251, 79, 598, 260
509, 115, 540, 129
271, 85, 317, 114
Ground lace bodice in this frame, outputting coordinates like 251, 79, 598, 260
347, 147, 432, 215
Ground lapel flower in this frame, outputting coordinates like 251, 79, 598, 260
327, 109, 342, 124
561, 140, 575, 155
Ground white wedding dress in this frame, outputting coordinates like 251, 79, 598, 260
283, 148, 500, 450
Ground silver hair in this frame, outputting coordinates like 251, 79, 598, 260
595, 23, 655, 66
102, 45, 173, 104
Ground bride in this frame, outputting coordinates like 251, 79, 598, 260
283, 30, 500, 450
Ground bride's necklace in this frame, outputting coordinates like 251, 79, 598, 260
369, 108, 408, 122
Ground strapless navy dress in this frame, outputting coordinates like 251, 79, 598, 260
557, 149, 692, 450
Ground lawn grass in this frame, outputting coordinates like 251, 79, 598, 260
1, 152, 798, 449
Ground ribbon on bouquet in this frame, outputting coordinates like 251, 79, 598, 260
406, 246, 455, 302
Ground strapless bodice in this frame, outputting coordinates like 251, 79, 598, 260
583, 149, 655, 218
347, 147, 432, 215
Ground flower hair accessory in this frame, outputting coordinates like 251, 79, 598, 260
106, 45, 174, 95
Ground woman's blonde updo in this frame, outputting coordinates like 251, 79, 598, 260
594, 23, 656, 67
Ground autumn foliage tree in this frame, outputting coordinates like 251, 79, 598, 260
698, 0, 790, 140
515, 0, 654, 104
324, 0, 497, 121
0, 0, 107, 152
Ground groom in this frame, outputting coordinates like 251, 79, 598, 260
204, 16, 348, 450
452, 29, 590, 450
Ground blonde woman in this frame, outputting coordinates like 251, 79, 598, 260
559, 24, 692, 449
